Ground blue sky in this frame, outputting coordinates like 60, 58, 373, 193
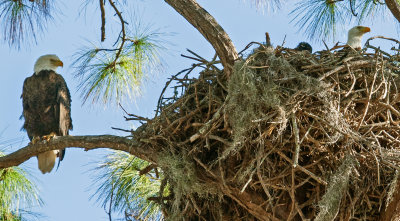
0, 0, 399, 220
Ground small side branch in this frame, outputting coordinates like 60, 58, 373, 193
291, 113, 300, 167
319, 60, 374, 80
108, 0, 126, 62
349, 0, 358, 16
277, 150, 327, 185
99, 0, 106, 41
119, 104, 151, 122
190, 102, 226, 142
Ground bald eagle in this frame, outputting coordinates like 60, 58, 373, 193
22, 54, 72, 174
328, 26, 370, 59
346, 26, 371, 50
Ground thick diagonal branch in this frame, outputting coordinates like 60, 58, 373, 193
385, 0, 400, 23
0, 135, 157, 168
164, 0, 238, 76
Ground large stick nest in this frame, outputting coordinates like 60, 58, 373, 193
133, 37, 400, 220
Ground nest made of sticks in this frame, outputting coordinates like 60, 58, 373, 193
132, 37, 400, 220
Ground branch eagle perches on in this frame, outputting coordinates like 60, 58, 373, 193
0, 135, 157, 168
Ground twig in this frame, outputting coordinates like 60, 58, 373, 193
365, 35, 400, 57
288, 168, 296, 219
349, 0, 358, 16
356, 54, 380, 130
108, 0, 126, 63
194, 157, 217, 178
181, 54, 204, 63
107, 189, 113, 221
208, 135, 232, 146
238, 41, 266, 55
344, 63, 356, 97
276, 150, 327, 185
322, 40, 332, 51
187, 48, 208, 61
111, 127, 131, 133
281, 34, 286, 47
265, 32, 271, 46
155, 64, 204, 117
319, 60, 374, 80
366, 35, 400, 45
139, 163, 156, 176
240, 170, 254, 193
190, 101, 227, 142
291, 113, 300, 168
379, 102, 400, 118
99, 0, 106, 42
119, 104, 151, 122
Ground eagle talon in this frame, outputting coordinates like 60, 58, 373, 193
30, 136, 41, 145
42, 132, 57, 142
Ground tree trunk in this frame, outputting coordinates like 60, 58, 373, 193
164, 0, 238, 76
385, 0, 400, 23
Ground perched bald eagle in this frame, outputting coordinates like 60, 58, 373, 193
346, 26, 371, 50
22, 54, 72, 174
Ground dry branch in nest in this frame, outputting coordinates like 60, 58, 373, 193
125, 37, 400, 220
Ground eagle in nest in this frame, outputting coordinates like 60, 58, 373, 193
330, 26, 370, 54
346, 26, 371, 50
21, 54, 72, 174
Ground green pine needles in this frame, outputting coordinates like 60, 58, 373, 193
0, 153, 42, 221
73, 30, 164, 105
291, 0, 344, 41
290, 0, 387, 41
90, 151, 165, 220
0, 0, 53, 47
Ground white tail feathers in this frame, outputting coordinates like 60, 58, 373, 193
37, 150, 59, 174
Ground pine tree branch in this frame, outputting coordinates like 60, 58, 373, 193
0, 135, 157, 169
163, 0, 238, 76
99, 0, 106, 42
385, 0, 400, 23
0, 134, 276, 219
108, 0, 126, 62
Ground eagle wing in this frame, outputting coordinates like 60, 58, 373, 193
21, 71, 72, 171
55, 73, 72, 161
21, 76, 36, 140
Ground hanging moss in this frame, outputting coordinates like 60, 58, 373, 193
132, 39, 400, 220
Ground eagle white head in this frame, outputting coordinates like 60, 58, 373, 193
34, 54, 64, 74
346, 26, 370, 50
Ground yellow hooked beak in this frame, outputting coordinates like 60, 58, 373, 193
360, 26, 371, 33
51, 59, 63, 67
